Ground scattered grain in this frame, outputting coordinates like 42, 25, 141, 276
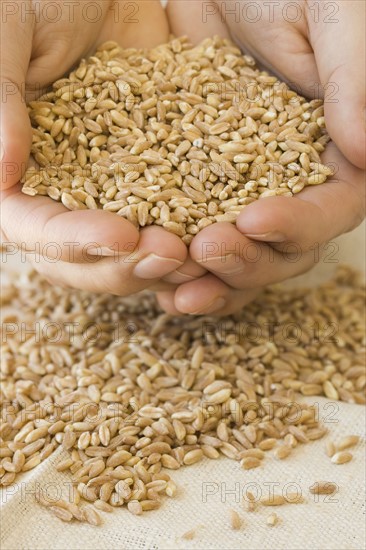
230, 509, 242, 530
182, 528, 197, 540
331, 451, 353, 465
266, 513, 279, 527
273, 446, 292, 460
260, 495, 285, 506
309, 482, 337, 495
337, 435, 360, 451
83, 505, 102, 526
50, 506, 73, 522
240, 457, 261, 470
325, 440, 336, 458
0, 265, 364, 525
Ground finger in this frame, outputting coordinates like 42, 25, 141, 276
27, 1, 168, 95
1, 184, 139, 262
167, 0, 230, 44
132, 226, 187, 279
157, 285, 260, 316
1, 185, 188, 271
26, 3, 108, 95
163, 256, 207, 284
172, 273, 260, 315
149, 282, 179, 292
246, 42, 318, 102
236, 143, 365, 252
189, 222, 316, 289
99, 0, 170, 49
307, 0, 366, 168
156, 291, 182, 315
26, 226, 186, 295
210, 2, 320, 98
0, 6, 33, 188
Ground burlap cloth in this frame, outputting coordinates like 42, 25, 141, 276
1, 224, 365, 550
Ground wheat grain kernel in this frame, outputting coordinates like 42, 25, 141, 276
230, 509, 242, 530
309, 482, 337, 495
266, 513, 279, 526
337, 435, 360, 451
331, 451, 353, 464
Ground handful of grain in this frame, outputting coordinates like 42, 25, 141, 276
0, 266, 364, 523
21, 36, 333, 244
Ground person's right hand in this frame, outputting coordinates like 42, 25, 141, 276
1, 0, 188, 295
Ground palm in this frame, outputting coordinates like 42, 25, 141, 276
25, 1, 168, 102
159, 142, 365, 315
167, 0, 365, 168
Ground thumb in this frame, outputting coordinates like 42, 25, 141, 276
1, 8, 33, 189
308, 1, 365, 169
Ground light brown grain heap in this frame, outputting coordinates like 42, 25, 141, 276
0, 266, 365, 524
21, 36, 332, 244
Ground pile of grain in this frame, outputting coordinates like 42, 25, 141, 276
0, 267, 364, 523
21, 36, 332, 244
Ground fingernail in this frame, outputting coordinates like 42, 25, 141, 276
175, 269, 197, 280
133, 254, 183, 279
190, 296, 226, 315
87, 246, 124, 257
245, 232, 286, 242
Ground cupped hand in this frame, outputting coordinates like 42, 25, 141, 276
157, 142, 365, 315
160, 0, 365, 315
1, 0, 188, 294
168, 0, 365, 169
